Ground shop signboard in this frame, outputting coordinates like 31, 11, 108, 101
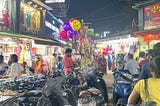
88, 29, 94, 36
144, 34, 160, 42
144, 3, 160, 30
45, 11, 61, 40
19, 1, 45, 37
0, 0, 18, 33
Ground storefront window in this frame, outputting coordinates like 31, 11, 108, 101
0, 0, 18, 32
21, 2, 40, 30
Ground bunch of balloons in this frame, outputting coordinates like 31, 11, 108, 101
59, 18, 81, 40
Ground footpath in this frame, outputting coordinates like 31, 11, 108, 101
103, 71, 114, 106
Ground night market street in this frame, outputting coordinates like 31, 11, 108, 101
104, 71, 114, 106
0, 0, 160, 106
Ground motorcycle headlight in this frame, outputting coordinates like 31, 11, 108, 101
62, 92, 68, 97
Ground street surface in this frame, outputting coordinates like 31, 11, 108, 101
103, 71, 114, 106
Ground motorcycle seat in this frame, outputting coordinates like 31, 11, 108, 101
25, 90, 42, 97
79, 87, 101, 98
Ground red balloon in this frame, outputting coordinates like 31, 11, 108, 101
59, 30, 68, 40
69, 18, 77, 23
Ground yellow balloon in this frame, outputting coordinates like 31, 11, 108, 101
99, 46, 103, 51
71, 20, 81, 31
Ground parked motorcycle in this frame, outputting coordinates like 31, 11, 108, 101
37, 66, 87, 106
37, 75, 78, 106
113, 69, 138, 106
37, 66, 108, 106
78, 68, 108, 106
0, 75, 48, 106
52, 69, 65, 78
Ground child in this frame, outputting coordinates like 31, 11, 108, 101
56, 56, 63, 70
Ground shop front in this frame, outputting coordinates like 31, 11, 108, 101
0, 36, 32, 64
96, 34, 138, 55
19, 0, 46, 37
133, 2, 160, 51
0, 0, 62, 69
0, 0, 19, 33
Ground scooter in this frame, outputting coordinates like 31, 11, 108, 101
36, 66, 87, 106
78, 68, 108, 106
113, 69, 138, 106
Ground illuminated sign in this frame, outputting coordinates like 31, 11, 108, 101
144, 34, 160, 42
88, 29, 94, 35
45, 21, 59, 33
45, 11, 61, 40
45, 0, 65, 3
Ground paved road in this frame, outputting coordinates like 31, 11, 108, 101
103, 71, 114, 106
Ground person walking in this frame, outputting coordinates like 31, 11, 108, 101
117, 54, 126, 70
138, 49, 154, 80
50, 53, 57, 71
138, 52, 148, 71
127, 56, 160, 106
56, 56, 63, 70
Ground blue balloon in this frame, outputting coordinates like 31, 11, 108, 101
67, 29, 77, 39
62, 22, 72, 31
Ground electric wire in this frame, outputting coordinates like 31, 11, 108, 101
88, 12, 137, 22
84, 1, 114, 19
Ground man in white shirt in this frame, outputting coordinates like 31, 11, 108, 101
124, 53, 139, 75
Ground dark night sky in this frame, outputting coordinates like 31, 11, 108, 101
65, 0, 139, 34
49, 0, 140, 34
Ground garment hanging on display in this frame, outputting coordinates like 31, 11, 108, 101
26, 11, 31, 27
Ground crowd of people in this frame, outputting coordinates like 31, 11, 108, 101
89, 42, 160, 105
127, 42, 160, 106
0, 42, 159, 105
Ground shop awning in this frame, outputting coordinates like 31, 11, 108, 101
0, 32, 63, 46
34, 39, 62, 46
133, 28, 160, 36
34, 40, 60, 46
22, 36, 62, 46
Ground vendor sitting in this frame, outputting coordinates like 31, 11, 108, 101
2, 54, 24, 80
0, 55, 8, 76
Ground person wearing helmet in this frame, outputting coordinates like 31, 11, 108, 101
62, 48, 75, 75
